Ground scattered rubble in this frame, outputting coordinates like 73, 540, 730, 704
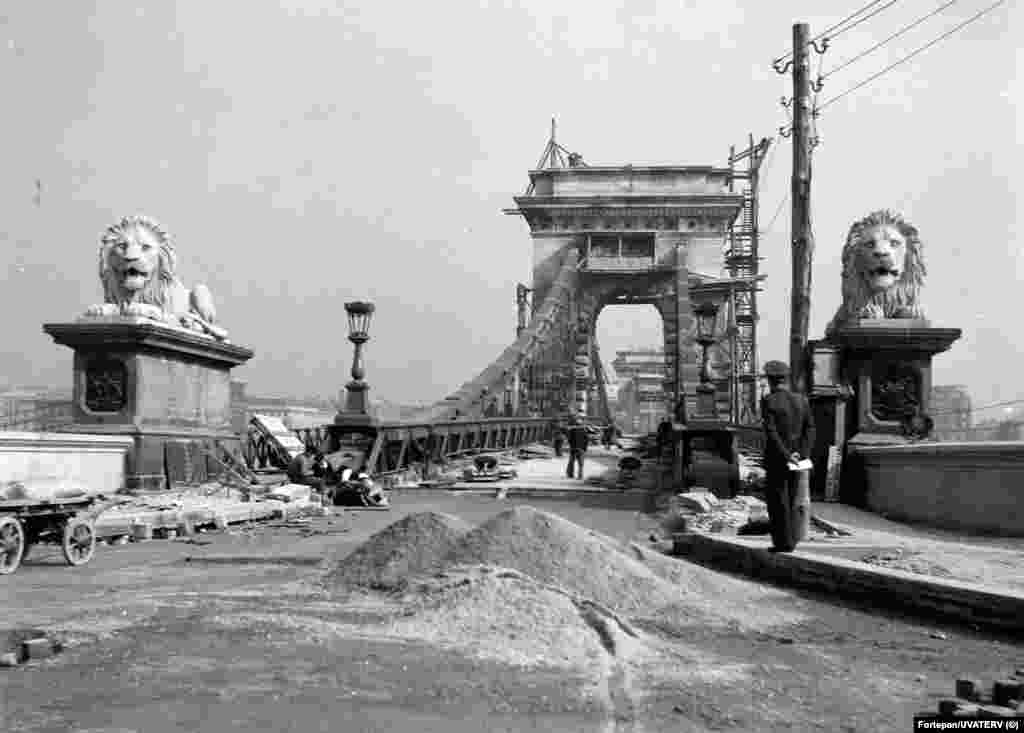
660, 491, 855, 541
89, 483, 327, 544
861, 549, 955, 579
662, 492, 768, 536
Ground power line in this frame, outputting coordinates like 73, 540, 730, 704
827, 0, 904, 42
818, 0, 1010, 112
823, 0, 962, 80
774, 0, 889, 62
761, 190, 790, 236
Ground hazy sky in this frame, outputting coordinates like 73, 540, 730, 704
1, 1, 1020, 415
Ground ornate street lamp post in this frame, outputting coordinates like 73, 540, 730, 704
339, 301, 375, 419
694, 298, 720, 422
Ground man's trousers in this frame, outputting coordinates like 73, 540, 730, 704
566, 450, 584, 479
765, 468, 799, 551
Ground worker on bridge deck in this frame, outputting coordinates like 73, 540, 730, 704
565, 414, 589, 480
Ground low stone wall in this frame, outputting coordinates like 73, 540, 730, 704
0, 431, 133, 495
853, 441, 1024, 535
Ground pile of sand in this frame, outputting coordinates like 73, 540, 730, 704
447, 506, 680, 614
382, 565, 615, 670
325, 511, 472, 589
325, 505, 806, 632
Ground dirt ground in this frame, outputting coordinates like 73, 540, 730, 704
2, 490, 1022, 733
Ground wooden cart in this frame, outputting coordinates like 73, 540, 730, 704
0, 496, 97, 575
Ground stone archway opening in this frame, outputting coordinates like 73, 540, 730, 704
595, 303, 666, 435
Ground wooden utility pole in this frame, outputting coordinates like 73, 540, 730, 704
788, 22, 815, 544
789, 22, 815, 394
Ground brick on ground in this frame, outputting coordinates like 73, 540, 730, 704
955, 679, 984, 701
993, 679, 1024, 707
22, 638, 54, 660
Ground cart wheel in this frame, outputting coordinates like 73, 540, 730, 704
62, 518, 96, 566
0, 516, 25, 575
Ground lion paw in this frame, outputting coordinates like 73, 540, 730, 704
857, 304, 885, 320
84, 303, 119, 317
121, 303, 166, 321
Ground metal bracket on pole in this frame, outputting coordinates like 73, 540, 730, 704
773, 58, 794, 75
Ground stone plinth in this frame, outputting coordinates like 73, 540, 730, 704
677, 424, 740, 498
43, 319, 254, 490
831, 320, 961, 445
855, 442, 1024, 535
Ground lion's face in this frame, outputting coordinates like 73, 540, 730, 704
99, 215, 177, 307
854, 223, 907, 294
105, 224, 162, 293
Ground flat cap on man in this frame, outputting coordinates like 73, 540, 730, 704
761, 360, 790, 379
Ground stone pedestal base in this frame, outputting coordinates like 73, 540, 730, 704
822, 319, 961, 506
44, 320, 253, 490
833, 320, 961, 442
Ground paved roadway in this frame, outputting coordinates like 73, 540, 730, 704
2, 489, 1021, 733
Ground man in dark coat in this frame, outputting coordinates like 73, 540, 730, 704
760, 360, 815, 552
552, 420, 565, 457
565, 415, 589, 479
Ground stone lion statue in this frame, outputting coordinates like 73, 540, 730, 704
826, 209, 926, 335
83, 215, 228, 340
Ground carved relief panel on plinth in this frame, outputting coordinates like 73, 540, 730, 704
83, 356, 128, 413
870, 362, 922, 424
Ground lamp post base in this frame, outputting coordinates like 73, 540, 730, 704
342, 380, 371, 416
695, 382, 718, 422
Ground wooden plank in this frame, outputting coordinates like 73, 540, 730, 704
824, 445, 842, 503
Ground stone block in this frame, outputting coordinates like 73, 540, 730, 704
675, 491, 718, 514
955, 679, 984, 701
22, 638, 54, 660
951, 704, 980, 718
993, 680, 1024, 707
266, 484, 311, 503
0, 432, 133, 496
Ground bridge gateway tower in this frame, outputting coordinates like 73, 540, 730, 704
420, 128, 767, 427
508, 130, 761, 422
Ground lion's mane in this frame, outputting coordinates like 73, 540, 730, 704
826, 209, 926, 334
98, 215, 178, 308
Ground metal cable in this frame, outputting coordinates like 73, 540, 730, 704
761, 190, 790, 236
827, 0, 904, 41
819, 0, 1010, 111
823, 0, 962, 80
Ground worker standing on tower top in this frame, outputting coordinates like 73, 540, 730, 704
760, 360, 815, 552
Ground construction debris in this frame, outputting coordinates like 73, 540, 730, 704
926, 672, 1024, 718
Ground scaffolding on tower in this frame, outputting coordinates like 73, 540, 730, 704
724, 134, 771, 425
523, 118, 587, 196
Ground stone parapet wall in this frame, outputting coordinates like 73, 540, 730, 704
854, 441, 1024, 535
0, 431, 134, 495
